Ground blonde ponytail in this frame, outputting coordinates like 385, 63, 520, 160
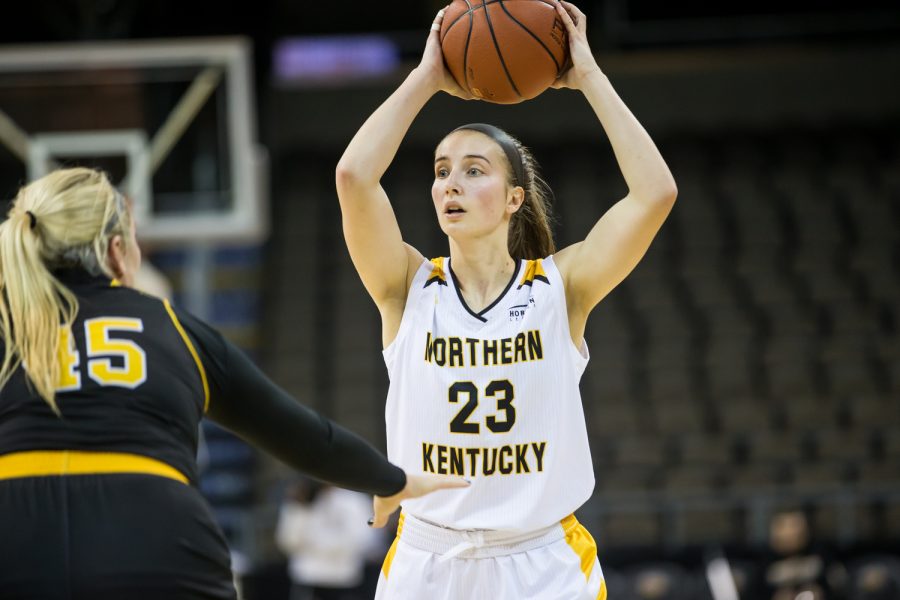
0, 168, 132, 413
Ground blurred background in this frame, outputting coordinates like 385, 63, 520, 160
1, 1, 899, 598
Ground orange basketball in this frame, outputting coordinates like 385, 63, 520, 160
440, 0, 569, 104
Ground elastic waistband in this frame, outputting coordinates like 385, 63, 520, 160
399, 512, 566, 560
0, 450, 188, 484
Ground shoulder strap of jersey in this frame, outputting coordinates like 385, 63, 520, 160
423, 257, 448, 288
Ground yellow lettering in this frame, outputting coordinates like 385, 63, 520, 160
85, 318, 147, 388
56, 326, 80, 391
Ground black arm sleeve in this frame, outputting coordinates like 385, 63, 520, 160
174, 307, 406, 497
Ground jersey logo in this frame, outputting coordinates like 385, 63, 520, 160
517, 259, 549, 289
508, 297, 535, 321
424, 257, 448, 287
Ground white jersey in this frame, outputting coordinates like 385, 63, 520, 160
383, 255, 594, 532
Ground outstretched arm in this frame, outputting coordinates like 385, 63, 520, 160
550, 1, 678, 341
175, 306, 468, 505
335, 7, 471, 341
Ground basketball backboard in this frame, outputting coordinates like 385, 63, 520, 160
0, 37, 266, 244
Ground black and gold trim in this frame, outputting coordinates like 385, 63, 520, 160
0, 450, 189, 484
517, 259, 550, 289
162, 298, 210, 413
424, 257, 448, 288
450, 259, 521, 323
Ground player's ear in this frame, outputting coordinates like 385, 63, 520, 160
107, 234, 127, 280
507, 186, 525, 214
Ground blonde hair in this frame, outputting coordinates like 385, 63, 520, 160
0, 168, 132, 413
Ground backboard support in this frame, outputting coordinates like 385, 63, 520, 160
0, 37, 267, 245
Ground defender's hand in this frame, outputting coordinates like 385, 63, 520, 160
371, 472, 470, 528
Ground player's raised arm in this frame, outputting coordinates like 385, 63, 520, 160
335, 8, 472, 335
550, 1, 677, 340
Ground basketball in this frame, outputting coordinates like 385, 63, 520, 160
440, 0, 569, 104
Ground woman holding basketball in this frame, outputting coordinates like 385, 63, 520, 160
337, 1, 676, 599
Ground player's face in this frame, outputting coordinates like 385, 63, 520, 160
432, 131, 521, 239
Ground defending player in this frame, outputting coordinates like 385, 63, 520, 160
0, 167, 467, 599
336, 2, 677, 598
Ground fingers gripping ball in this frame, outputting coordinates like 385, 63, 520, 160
440, 0, 569, 104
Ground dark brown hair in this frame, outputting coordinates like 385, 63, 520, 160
445, 125, 555, 260
505, 136, 555, 260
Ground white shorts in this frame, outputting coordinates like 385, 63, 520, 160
375, 513, 607, 600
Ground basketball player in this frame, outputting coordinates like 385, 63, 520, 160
336, 2, 677, 598
0, 168, 467, 599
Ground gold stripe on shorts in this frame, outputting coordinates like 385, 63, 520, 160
381, 512, 406, 578
0, 450, 188, 484
561, 514, 600, 586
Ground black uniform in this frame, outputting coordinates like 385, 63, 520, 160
0, 269, 405, 599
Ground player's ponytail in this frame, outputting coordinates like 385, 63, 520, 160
505, 138, 555, 261
0, 168, 132, 413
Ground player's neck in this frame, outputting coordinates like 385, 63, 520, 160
448, 241, 517, 310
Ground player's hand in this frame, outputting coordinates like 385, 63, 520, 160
417, 6, 476, 100
551, 0, 601, 90
370, 472, 470, 528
